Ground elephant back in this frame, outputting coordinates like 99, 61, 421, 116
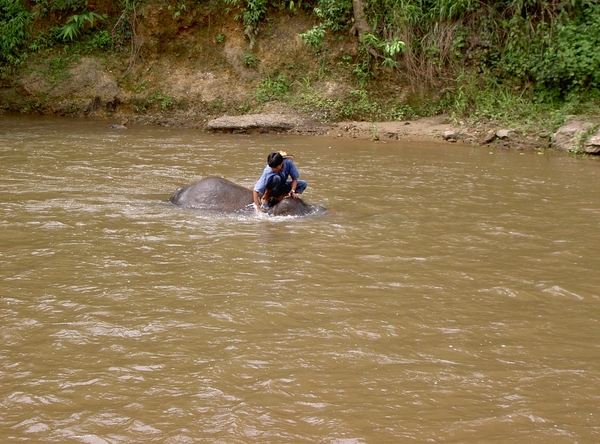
169, 177, 253, 212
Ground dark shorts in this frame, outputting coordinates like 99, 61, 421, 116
266, 176, 308, 198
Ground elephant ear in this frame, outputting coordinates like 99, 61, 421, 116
278, 151, 295, 160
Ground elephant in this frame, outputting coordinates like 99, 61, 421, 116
168, 177, 326, 216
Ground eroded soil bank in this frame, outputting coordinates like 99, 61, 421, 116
0, 4, 596, 152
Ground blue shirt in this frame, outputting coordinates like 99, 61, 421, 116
253, 158, 300, 193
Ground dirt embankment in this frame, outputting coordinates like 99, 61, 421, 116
0, 4, 592, 151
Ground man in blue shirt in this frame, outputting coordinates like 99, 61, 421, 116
253, 152, 308, 212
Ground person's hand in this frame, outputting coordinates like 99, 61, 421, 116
289, 190, 298, 198
260, 200, 271, 212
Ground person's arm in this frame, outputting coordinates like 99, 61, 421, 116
254, 189, 272, 211
288, 178, 299, 197
253, 167, 269, 211
287, 160, 300, 197
253, 190, 261, 209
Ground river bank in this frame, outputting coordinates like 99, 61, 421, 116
0, 102, 589, 153
108, 109, 551, 151
1, 4, 597, 153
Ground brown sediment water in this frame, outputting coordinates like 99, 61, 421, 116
1, 114, 599, 443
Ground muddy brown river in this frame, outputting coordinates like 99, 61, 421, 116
1, 115, 599, 443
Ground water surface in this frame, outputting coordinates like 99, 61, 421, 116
1, 115, 599, 443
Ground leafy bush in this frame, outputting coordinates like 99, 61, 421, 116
312, 0, 352, 32
533, 5, 600, 97
256, 74, 290, 102
0, 0, 34, 66
223, 0, 267, 41
134, 92, 175, 112
337, 89, 381, 120
91, 30, 112, 50
497, 3, 600, 100
361, 32, 405, 68
32, 0, 88, 16
57, 11, 105, 42
242, 0, 266, 32
147, 92, 174, 110
242, 52, 260, 67
298, 0, 351, 51
298, 24, 326, 49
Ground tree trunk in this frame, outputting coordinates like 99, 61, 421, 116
351, 0, 381, 59
352, 0, 372, 36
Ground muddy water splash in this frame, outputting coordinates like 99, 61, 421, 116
1, 115, 599, 443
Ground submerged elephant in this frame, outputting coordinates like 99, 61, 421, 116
168, 177, 326, 216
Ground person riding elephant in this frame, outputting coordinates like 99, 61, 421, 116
169, 175, 325, 216
253, 152, 307, 212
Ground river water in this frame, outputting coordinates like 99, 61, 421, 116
1, 114, 599, 443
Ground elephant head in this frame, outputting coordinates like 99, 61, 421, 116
268, 196, 326, 216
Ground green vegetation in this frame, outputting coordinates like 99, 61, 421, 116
223, 0, 267, 45
145, 92, 175, 110
56, 11, 105, 41
292, 0, 600, 125
1, 0, 598, 129
0, 0, 34, 71
132, 91, 175, 112
35, 53, 79, 86
242, 52, 260, 68
256, 73, 290, 102
298, 24, 325, 49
